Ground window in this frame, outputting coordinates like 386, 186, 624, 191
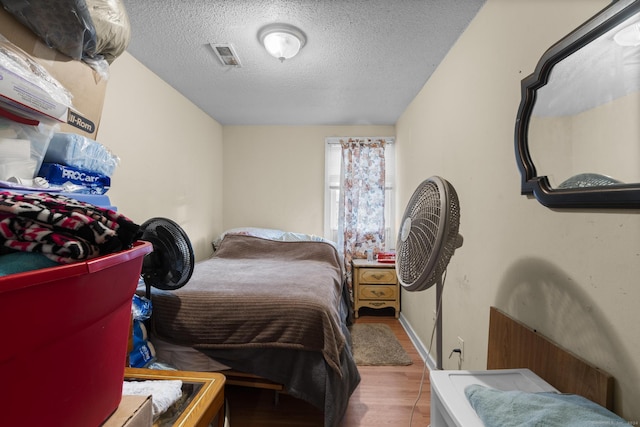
324, 137, 395, 249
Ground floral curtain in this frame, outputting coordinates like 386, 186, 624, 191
338, 138, 386, 287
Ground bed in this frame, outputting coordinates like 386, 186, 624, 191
145, 228, 361, 427
430, 306, 623, 427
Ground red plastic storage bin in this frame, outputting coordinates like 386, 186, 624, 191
0, 241, 152, 427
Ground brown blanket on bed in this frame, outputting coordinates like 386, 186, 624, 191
150, 234, 347, 375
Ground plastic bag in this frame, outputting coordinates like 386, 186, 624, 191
0, 0, 97, 60
86, 0, 131, 64
129, 294, 156, 368
44, 132, 120, 176
38, 162, 111, 194
129, 320, 156, 368
132, 294, 152, 321
0, 113, 58, 181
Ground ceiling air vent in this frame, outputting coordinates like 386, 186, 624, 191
210, 43, 242, 67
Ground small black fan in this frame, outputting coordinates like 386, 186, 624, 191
139, 217, 194, 298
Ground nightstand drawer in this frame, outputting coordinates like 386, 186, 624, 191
357, 284, 398, 301
358, 268, 397, 284
352, 259, 400, 318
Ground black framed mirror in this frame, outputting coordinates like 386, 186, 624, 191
515, 0, 640, 209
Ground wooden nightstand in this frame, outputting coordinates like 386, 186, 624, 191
352, 259, 400, 318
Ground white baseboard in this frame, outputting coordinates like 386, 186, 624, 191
398, 312, 438, 371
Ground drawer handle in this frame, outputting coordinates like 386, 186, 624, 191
371, 290, 387, 297
371, 273, 385, 280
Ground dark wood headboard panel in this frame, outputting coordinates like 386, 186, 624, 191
487, 306, 614, 410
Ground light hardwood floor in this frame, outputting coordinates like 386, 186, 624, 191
224, 314, 431, 426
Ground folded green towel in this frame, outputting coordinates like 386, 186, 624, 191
0, 252, 58, 276
465, 384, 628, 427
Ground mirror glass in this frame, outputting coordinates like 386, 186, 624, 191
515, 0, 640, 208
529, 12, 640, 189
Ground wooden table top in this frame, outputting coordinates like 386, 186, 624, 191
124, 368, 226, 427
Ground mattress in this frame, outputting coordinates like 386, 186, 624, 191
429, 368, 558, 427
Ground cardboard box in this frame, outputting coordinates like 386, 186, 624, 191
0, 8, 108, 138
103, 395, 153, 427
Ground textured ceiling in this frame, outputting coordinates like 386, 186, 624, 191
121, 0, 486, 126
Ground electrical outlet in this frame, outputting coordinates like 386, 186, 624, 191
457, 336, 464, 361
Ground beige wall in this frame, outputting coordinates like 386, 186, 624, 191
396, 0, 640, 420
222, 126, 394, 235
99, 52, 224, 261
94, 0, 639, 420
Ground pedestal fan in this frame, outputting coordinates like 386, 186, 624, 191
395, 176, 463, 369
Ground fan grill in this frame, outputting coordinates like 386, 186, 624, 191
140, 217, 194, 291
557, 173, 621, 189
396, 177, 460, 291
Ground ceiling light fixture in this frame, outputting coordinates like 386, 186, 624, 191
258, 23, 306, 62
